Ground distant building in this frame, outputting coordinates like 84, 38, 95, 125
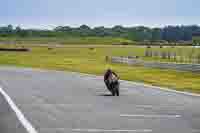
192, 32, 200, 45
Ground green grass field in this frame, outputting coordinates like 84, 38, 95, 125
0, 44, 200, 94
0, 37, 133, 45
193, 36, 200, 43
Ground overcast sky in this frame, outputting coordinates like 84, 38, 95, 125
1, 0, 200, 29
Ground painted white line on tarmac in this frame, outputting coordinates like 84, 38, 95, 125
135, 105, 161, 108
75, 72, 200, 97
121, 80, 200, 97
72, 129, 152, 132
120, 114, 181, 118
135, 105, 183, 109
0, 87, 38, 133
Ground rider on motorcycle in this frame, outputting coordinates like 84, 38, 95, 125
104, 69, 119, 91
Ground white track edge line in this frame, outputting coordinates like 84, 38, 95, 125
0, 86, 38, 133
120, 114, 181, 118
72, 129, 152, 132
75, 72, 200, 97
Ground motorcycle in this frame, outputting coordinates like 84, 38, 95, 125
107, 73, 120, 96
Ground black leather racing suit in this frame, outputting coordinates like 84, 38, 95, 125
104, 70, 118, 91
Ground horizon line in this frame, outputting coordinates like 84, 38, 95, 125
0, 24, 200, 30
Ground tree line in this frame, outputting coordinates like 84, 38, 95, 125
1, 24, 200, 42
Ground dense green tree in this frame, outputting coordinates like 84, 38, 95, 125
151, 28, 162, 41
15, 26, 22, 33
78, 25, 92, 36
1, 24, 200, 43
7, 25, 13, 33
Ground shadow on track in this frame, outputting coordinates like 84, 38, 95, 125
98, 94, 113, 96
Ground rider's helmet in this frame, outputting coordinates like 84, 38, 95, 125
106, 68, 112, 74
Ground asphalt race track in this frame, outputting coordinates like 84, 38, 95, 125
0, 66, 200, 133
0, 87, 27, 133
